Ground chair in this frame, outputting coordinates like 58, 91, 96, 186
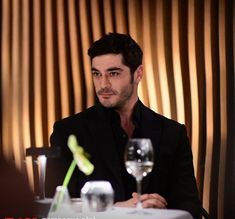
25, 147, 60, 199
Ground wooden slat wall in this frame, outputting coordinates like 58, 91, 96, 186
0, 0, 234, 218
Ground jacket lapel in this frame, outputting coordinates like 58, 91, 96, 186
140, 106, 162, 193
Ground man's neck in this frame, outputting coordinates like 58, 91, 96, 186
120, 116, 135, 138
116, 98, 138, 137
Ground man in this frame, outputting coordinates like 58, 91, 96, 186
46, 33, 200, 218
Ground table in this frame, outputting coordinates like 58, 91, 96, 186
38, 199, 193, 219
75, 208, 193, 219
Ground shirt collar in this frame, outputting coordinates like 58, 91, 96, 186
131, 99, 142, 127
98, 99, 142, 126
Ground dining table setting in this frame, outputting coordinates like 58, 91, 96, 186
36, 197, 193, 219
35, 137, 193, 219
35, 180, 193, 219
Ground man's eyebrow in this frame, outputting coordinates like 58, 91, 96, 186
91, 67, 123, 72
91, 67, 99, 71
107, 67, 123, 71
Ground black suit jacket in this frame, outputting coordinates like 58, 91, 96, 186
46, 102, 200, 218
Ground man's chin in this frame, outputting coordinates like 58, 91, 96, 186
100, 102, 115, 108
99, 100, 117, 108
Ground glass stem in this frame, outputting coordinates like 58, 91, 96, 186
136, 178, 142, 209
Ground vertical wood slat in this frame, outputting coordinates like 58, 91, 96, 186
128, 0, 149, 107
187, 0, 200, 188
68, 0, 83, 113
218, 0, 227, 218
146, 0, 164, 115
90, 0, 102, 40
57, 0, 70, 118
12, 0, 24, 170
103, 0, 114, 33
45, 0, 56, 137
126, 0, 141, 42
203, 0, 213, 212
79, 0, 94, 108
142, 0, 158, 113
22, 0, 30, 160
33, 0, 43, 147
114, 0, 127, 33
22, 0, 35, 190
155, 0, 171, 118
1, 0, 12, 159
171, 0, 185, 125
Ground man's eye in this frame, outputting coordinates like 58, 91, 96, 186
92, 72, 101, 77
109, 71, 120, 77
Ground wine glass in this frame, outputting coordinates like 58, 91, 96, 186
124, 138, 154, 211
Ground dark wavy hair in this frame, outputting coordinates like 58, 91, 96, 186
88, 33, 143, 75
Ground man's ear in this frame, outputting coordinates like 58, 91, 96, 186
135, 65, 143, 83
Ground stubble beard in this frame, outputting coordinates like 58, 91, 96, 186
98, 83, 135, 109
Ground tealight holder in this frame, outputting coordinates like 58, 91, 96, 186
81, 180, 114, 212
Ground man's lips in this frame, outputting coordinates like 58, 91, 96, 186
99, 93, 114, 98
97, 89, 117, 98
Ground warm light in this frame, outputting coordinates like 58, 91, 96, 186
38, 155, 47, 199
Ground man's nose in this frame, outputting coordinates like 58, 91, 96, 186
101, 75, 111, 88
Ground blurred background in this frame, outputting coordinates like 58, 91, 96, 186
0, 0, 234, 218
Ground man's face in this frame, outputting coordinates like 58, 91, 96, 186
91, 53, 139, 109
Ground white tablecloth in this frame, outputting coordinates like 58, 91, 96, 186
45, 200, 193, 219
75, 208, 193, 219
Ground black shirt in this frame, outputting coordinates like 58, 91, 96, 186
100, 100, 143, 199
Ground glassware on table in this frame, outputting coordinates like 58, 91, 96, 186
124, 138, 154, 211
81, 180, 114, 212
48, 186, 73, 217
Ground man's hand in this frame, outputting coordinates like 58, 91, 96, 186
114, 192, 167, 208
113, 194, 138, 207
135, 192, 168, 208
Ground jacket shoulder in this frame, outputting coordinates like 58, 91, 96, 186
142, 105, 184, 130
54, 105, 99, 126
